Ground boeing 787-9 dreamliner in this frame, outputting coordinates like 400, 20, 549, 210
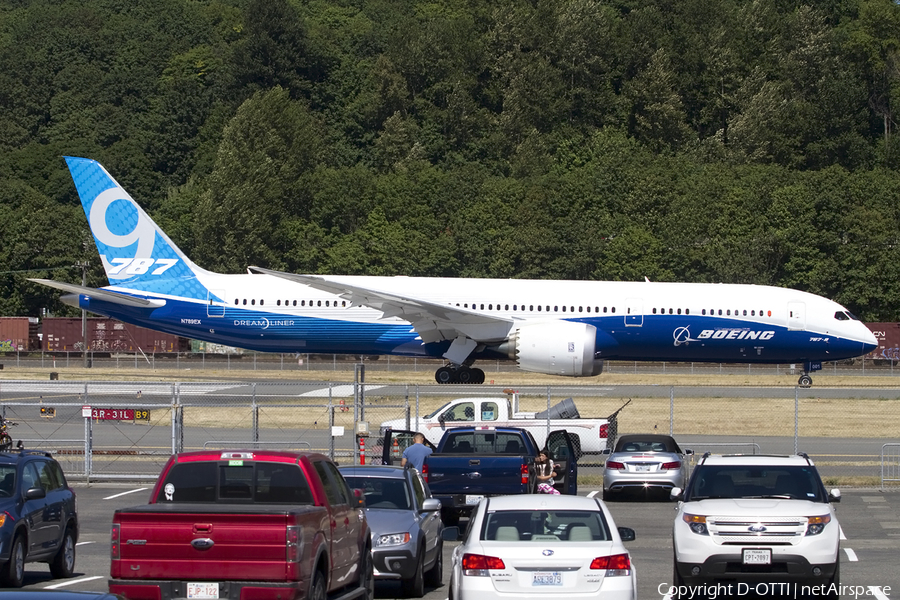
32, 157, 877, 386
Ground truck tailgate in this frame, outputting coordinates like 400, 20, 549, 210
426, 455, 527, 496
113, 504, 321, 581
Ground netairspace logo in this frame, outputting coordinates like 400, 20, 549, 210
659, 582, 891, 599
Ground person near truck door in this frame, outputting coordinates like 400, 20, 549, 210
401, 433, 433, 472
535, 449, 560, 494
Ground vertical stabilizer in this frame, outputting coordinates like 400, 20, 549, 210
65, 156, 211, 300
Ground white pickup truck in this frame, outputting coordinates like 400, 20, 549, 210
379, 395, 624, 456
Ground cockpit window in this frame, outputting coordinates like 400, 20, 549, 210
834, 311, 850, 321
845, 311, 860, 321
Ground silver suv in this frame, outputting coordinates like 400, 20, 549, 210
671, 454, 840, 598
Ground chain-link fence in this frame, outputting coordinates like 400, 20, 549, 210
0, 379, 897, 488
5, 351, 900, 379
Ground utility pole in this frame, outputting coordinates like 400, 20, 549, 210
75, 260, 89, 368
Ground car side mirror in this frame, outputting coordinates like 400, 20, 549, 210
684, 449, 694, 456
25, 487, 46, 501
601, 448, 611, 455
422, 498, 441, 512
670, 487, 683, 501
439, 416, 446, 430
352, 488, 366, 508
441, 526, 460, 541
617, 527, 636, 542
829, 489, 841, 503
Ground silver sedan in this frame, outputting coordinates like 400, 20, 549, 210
339, 465, 444, 598
602, 434, 692, 500
444, 494, 637, 600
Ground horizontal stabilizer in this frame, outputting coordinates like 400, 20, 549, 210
29, 279, 166, 309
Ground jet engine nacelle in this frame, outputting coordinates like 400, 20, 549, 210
499, 321, 603, 377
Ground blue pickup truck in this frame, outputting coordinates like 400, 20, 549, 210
381, 426, 577, 524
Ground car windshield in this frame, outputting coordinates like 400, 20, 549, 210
686, 465, 826, 502
155, 462, 314, 504
480, 510, 611, 542
0, 465, 14, 497
424, 402, 451, 419
615, 437, 679, 453
343, 476, 411, 510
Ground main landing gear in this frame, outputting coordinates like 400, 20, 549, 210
798, 374, 813, 388
435, 365, 486, 384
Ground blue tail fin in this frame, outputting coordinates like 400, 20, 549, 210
65, 156, 211, 300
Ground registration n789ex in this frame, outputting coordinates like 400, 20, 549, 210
443, 495, 636, 600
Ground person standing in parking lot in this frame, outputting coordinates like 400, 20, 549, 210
535, 449, 561, 494
401, 433, 432, 472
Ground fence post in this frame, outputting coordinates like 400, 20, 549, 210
252, 383, 259, 447
84, 383, 91, 480
794, 386, 799, 455
545, 386, 551, 444
328, 387, 335, 461
670, 386, 675, 436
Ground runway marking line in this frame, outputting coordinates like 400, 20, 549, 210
44, 575, 104, 589
104, 487, 147, 500
587, 490, 599, 498
844, 547, 859, 561
869, 587, 890, 600
75, 541, 95, 546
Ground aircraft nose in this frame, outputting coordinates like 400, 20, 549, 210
861, 326, 878, 354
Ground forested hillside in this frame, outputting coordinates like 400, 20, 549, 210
2, 0, 899, 320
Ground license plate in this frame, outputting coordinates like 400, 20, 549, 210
187, 582, 219, 599
532, 572, 562, 586
635, 465, 651, 472
465, 495, 485, 505
742, 549, 771, 565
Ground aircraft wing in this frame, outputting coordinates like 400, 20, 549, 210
248, 267, 515, 344
29, 279, 166, 309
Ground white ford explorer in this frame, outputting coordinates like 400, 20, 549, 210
671, 454, 840, 598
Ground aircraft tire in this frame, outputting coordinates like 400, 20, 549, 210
435, 367, 456, 384
798, 375, 813, 388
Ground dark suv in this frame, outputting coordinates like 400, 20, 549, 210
0, 450, 78, 587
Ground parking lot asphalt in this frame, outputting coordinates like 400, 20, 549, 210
15, 484, 900, 600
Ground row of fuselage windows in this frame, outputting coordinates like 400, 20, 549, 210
232, 298, 771, 318
235, 298, 348, 307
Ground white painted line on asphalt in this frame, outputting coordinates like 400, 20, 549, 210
869, 587, 890, 600
75, 541, 95, 546
844, 547, 859, 561
840, 526, 846, 540
44, 575, 105, 589
104, 487, 147, 500
298, 385, 384, 397
587, 490, 599, 498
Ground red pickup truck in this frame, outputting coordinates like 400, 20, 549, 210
109, 450, 373, 600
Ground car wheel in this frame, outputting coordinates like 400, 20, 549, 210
361, 550, 374, 600
401, 551, 425, 598
672, 564, 685, 590
50, 526, 76, 578
310, 570, 326, 600
602, 489, 617, 502
822, 558, 840, 599
1, 534, 25, 588
424, 541, 442, 587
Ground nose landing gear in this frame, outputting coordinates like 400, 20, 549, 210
435, 365, 486, 384
797, 361, 821, 388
